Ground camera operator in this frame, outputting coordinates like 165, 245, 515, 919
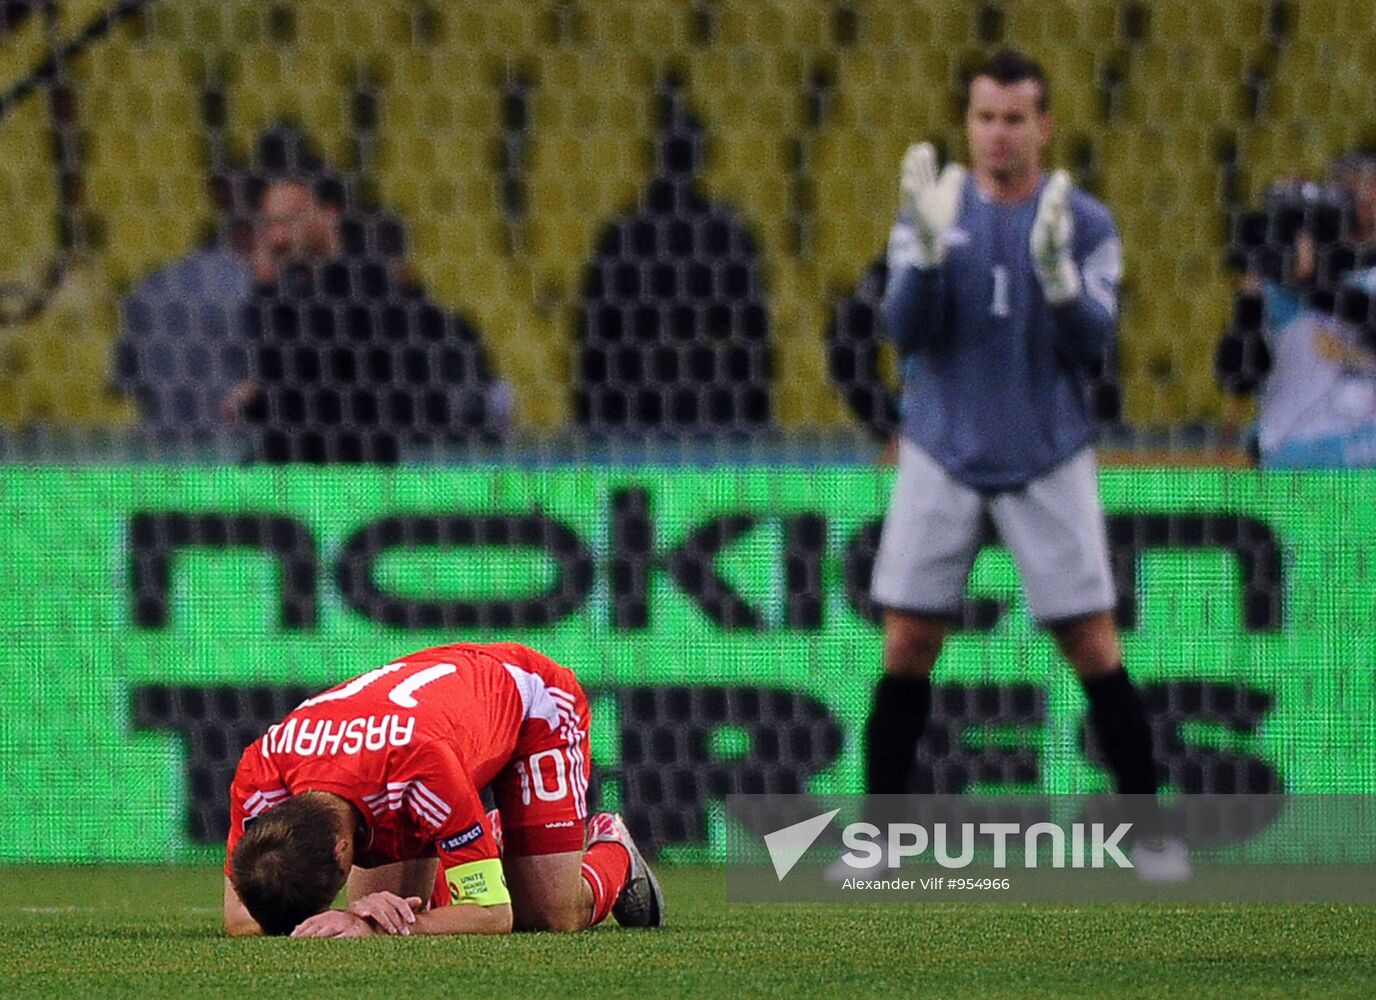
1217, 152, 1376, 467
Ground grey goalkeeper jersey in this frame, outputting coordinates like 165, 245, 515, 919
882, 174, 1122, 490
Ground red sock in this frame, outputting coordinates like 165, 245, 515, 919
580, 841, 631, 926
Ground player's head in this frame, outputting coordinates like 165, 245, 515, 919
229, 792, 354, 935
964, 49, 1052, 187
254, 178, 344, 273
247, 124, 346, 279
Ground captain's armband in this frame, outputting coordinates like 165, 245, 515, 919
443, 858, 510, 907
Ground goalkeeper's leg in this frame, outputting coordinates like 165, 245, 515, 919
864, 611, 943, 795
1052, 612, 1159, 794
865, 439, 986, 796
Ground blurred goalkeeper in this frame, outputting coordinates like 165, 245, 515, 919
859, 49, 1181, 876
223, 642, 663, 937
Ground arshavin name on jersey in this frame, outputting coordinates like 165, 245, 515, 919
261, 714, 416, 757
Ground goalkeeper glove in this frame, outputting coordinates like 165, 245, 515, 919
1029, 169, 1082, 305
899, 142, 966, 268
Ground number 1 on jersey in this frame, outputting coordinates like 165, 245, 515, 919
298, 660, 457, 709
991, 264, 1010, 318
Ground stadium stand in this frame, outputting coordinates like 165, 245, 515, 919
0, 0, 1373, 441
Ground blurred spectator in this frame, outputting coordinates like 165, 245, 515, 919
574, 81, 772, 437
1331, 151, 1376, 250
1217, 151, 1376, 467
112, 168, 256, 457
237, 130, 506, 464
112, 125, 356, 456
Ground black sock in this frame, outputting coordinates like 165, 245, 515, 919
1082, 666, 1160, 794
864, 675, 932, 795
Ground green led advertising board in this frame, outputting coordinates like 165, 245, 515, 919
0, 467, 1371, 862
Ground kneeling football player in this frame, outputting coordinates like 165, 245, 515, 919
222, 641, 663, 937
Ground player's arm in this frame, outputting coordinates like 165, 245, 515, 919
409, 817, 515, 935
223, 877, 263, 937
360, 749, 513, 936
1047, 248, 1119, 364
412, 896, 513, 937
881, 144, 964, 354
1030, 172, 1122, 364
881, 229, 947, 355
1049, 227, 1121, 364
319, 882, 511, 937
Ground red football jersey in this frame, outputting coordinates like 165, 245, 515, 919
225, 642, 586, 876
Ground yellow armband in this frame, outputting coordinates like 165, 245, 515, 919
443, 858, 510, 907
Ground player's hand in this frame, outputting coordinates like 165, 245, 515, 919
346, 891, 423, 936
899, 142, 966, 268
290, 909, 377, 938
1030, 169, 1082, 305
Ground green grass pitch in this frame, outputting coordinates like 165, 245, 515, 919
1, 865, 1374, 998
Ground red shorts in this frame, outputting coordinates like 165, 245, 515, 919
491, 662, 592, 858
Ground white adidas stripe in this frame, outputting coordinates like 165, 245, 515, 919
244, 788, 288, 816
361, 781, 448, 827
404, 793, 446, 829
580, 862, 605, 902
547, 691, 589, 817
408, 780, 452, 820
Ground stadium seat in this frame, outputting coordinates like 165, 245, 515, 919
858, 1, 982, 52
812, 47, 955, 292
1235, 0, 1374, 202
577, 0, 687, 55
291, 0, 412, 53
0, 89, 60, 291
713, 0, 832, 50
0, 262, 134, 429
375, 45, 564, 430
809, 133, 902, 273
58, 0, 150, 37
0, 0, 1345, 437
441, 0, 545, 53
1004, 1, 1119, 50
685, 47, 801, 259
526, 51, 652, 306
1234, 123, 1326, 199
1096, 117, 1233, 426
73, 44, 207, 291
0, 1, 46, 91
221, 44, 355, 179
683, 35, 841, 430
1036, 47, 1103, 134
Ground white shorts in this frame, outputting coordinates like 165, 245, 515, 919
870, 440, 1115, 624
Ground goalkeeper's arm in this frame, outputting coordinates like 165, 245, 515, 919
880, 143, 963, 354
881, 240, 947, 355
1026, 173, 1123, 365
